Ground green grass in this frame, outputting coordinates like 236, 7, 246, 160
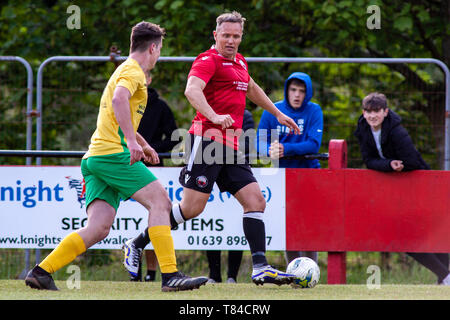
1, 280, 450, 300
1, 250, 442, 284
2, 250, 450, 300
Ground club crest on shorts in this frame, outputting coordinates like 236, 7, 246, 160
196, 175, 208, 188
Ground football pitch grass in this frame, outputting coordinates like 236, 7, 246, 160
1, 280, 450, 300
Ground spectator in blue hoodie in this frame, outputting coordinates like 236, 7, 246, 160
257, 72, 323, 265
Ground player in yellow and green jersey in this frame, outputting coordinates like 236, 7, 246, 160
25, 21, 208, 292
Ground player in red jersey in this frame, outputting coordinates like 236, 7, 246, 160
180, 12, 300, 285
124, 11, 299, 285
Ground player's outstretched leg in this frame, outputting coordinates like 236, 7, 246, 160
25, 230, 87, 291
122, 204, 183, 278
244, 212, 295, 286
235, 183, 295, 286
123, 228, 208, 291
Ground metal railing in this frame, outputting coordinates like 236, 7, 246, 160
35, 56, 450, 169
0, 56, 36, 279
0, 56, 34, 165
0, 150, 330, 161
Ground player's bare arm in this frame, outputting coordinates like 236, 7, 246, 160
136, 132, 160, 165
247, 77, 300, 135
112, 86, 143, 165
184, 75, 234, 129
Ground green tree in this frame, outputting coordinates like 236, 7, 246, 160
0, 0, 447, 168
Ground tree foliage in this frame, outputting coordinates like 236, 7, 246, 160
0, 0, 448, 168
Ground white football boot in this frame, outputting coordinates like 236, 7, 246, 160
122, 239, 143, 277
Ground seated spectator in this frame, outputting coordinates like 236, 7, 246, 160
354, 92, 450, 285
257, 72, 323, 265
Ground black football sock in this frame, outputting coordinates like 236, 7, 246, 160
227, 250, 243, 280
206, 250, 222, 282
132, 228, 150, 250
436, 253, 449, 269
243, 211, 268, 268
146, 270, 156, 281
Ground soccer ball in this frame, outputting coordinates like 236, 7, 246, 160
286, 257, 320, 288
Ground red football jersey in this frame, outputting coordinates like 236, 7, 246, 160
188, 47, 250, 150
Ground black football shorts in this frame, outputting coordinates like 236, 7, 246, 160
179, 134, 257, 194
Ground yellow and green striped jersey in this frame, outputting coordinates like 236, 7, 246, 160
83, 58, 147, 158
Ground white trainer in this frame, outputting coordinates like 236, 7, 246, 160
251, 265, 295, 286
122, 239, 142, 277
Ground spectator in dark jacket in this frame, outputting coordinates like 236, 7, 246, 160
354, 94, 429, 172
130, 75, 180, 282
137, 87, 179, 167
354, 92, 450, 286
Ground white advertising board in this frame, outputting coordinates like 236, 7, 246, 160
0, 166, 286, 250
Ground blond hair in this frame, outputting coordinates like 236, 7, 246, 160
216, 11, 246, 31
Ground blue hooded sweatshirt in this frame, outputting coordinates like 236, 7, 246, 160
257, 72, 323, 168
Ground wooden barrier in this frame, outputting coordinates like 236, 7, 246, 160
285, 139, 450, 284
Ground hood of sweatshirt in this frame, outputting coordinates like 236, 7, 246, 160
282, 72, 313, 111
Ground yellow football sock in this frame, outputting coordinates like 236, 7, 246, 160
39, 232, 86, 274
148, 225, 177, 274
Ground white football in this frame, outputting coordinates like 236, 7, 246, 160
286, 257, 320, 288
